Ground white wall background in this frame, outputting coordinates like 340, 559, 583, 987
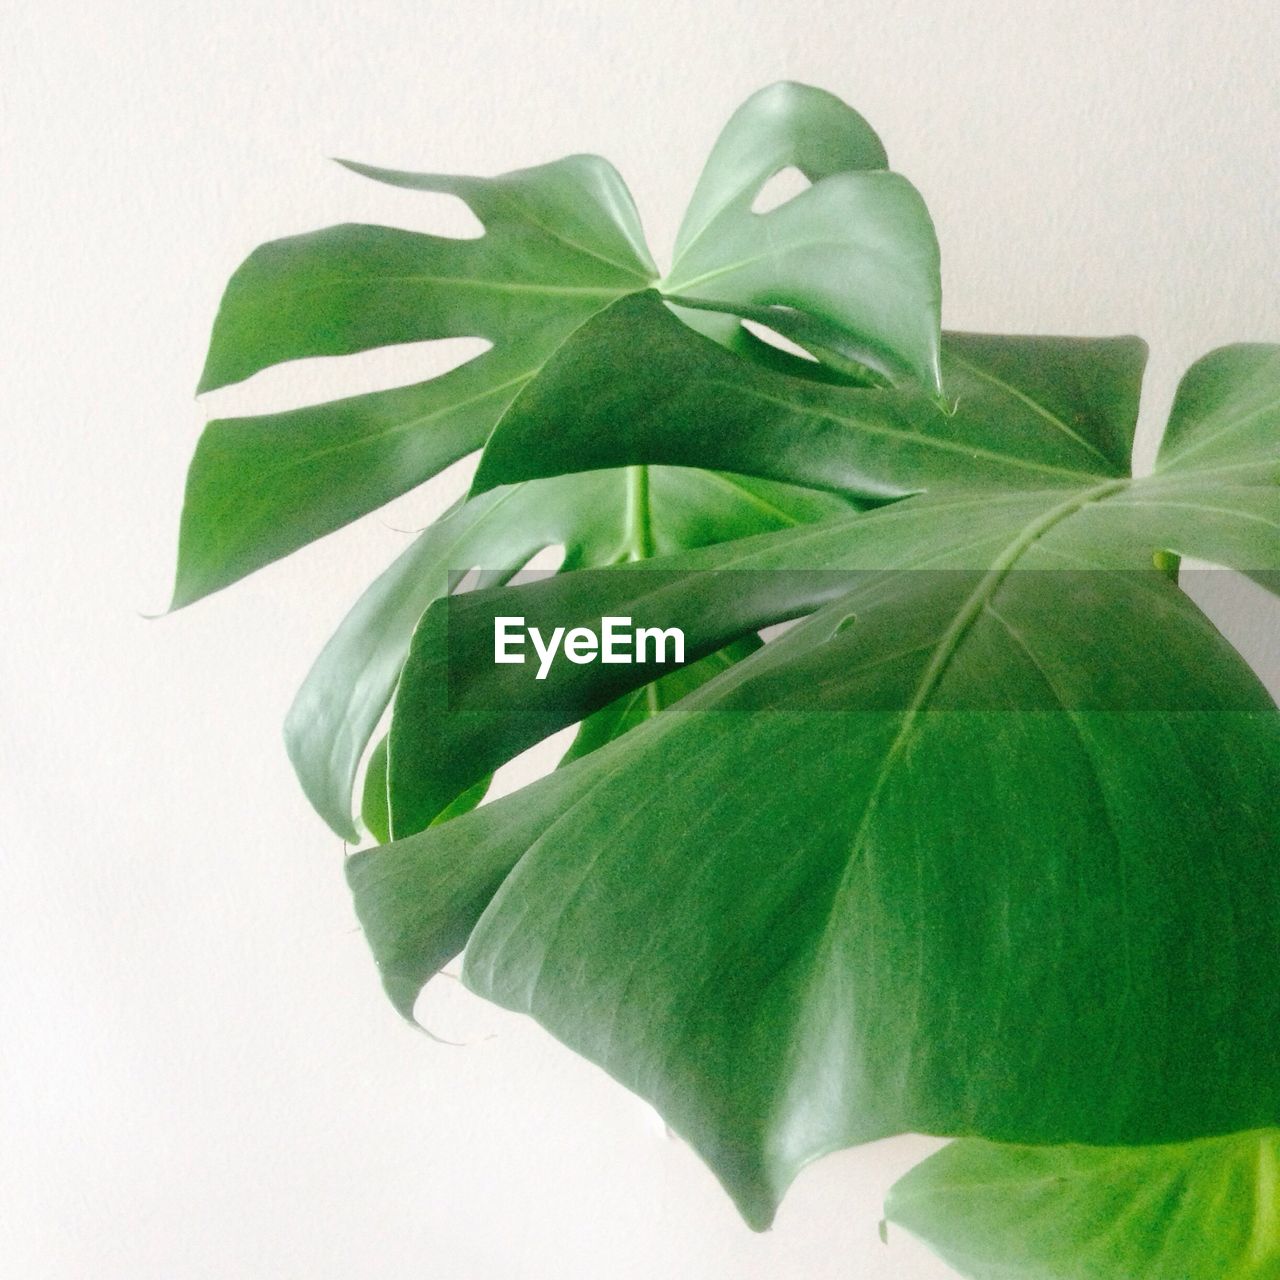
3, 3, 1278, 1277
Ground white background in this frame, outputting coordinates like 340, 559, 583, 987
3, 3, 1278, 1277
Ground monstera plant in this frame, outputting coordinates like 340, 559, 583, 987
172, 84, 1279, 1277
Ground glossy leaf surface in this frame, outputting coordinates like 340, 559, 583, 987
664, 83, 940, 389
174, 82, 939, 609
384, 469, 854, 837
180, 77, 937, 843
473, 292, 1145, 500
288, 468, 851, 841
172, 156, 656, 607
348, 345, 1280, 1227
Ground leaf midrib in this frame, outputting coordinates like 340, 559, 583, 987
806, 477, 1129, 970
270, 274, 636, 301
485, 193, 657, 282
666, 231, 913, 294
943, 348, 1116, 470
725, 379, 1109, 485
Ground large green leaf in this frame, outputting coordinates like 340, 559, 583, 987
884, 1131, 1280, 1279
179, 78, 945, 846
287, 467, 853, 841
172, 155, 656, 607
472, 292, 1145, 500
474, 314, 1276, 575
171, 80, 1280, 1278
664, 82, 940, 390
173, 82, 941, 609
196, 157, 656, 395
384, 469, 852, 838
347, 345, 1280, 1228
351, 555, 1280, 1228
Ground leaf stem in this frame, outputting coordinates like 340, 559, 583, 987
624, 465, 656, 560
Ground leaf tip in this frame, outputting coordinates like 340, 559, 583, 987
165, 576, 202, 616
465, 462, 504, 501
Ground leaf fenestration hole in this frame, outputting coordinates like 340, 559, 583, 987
198, 336, 493, 417
519, 544, 567, 576
759, 619, 800, 643
741, 317, 819, 363
342, 183, 485, 240
410, 969, 500, 1046
751, 165, 811, 214
415, 192, 485, 240
486, 724, 580, 803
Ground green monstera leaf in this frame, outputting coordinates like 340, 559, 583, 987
471, 291, 1145, 499
175, 80, 939, 842
173, 81, 1280, 1278
662, 80, 940, 390
347, 342, 1280, 1230
290, 465, 850, 841
172, 80, 938, 609
173, 153, 655, 608
884, 1130, 1280, 1279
